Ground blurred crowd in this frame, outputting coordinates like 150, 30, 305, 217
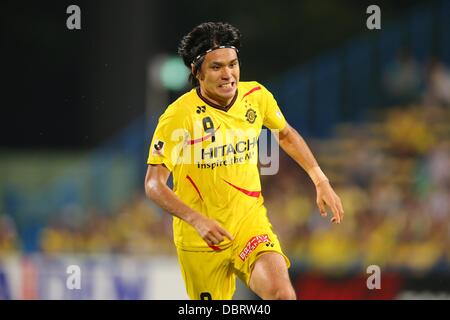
38, 194, 176, 256
383, 49, 450, 108
1, 54, 450, 276
265, 105, 450, 274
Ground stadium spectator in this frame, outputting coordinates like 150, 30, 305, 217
382, 49, 422, 106
423, 58, 450, 108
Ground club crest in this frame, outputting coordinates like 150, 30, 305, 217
245, 108, 257, 124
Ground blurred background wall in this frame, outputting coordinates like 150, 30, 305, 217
1, 0, 450, 299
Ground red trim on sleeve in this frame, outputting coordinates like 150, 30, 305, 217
241, 86, 261, 100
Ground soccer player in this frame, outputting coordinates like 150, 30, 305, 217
145, 22, 344, 300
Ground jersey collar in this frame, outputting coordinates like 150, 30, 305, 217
196, 87, 239, 112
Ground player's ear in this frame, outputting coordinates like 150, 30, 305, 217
191, 63, 199, 80
191, 63, 203, 81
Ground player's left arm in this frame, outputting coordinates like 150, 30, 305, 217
276, 123, 344, 224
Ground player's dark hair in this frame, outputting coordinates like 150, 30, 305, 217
178, 22, 241, 87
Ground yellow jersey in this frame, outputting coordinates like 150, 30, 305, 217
147, 81, 287, 250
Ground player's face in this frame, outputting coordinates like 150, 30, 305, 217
196, 48, 240, 106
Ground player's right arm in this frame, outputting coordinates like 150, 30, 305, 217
259, 82, 344, 224
144, 164, 233, 246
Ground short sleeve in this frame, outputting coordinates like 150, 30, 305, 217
147, 106, 188, 172
260, 84, 287, 131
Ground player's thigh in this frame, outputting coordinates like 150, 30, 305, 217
177, 247, 236, 300
248, 251, 296, 300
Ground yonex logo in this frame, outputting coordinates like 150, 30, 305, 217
196, 106, 206, 114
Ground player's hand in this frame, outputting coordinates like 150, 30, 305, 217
315, 180, 344, 224
190, 213, 234, 246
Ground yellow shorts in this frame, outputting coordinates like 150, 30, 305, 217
176, 212, 290, 300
